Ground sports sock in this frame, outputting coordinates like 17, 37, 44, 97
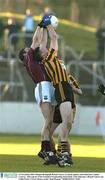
61, 141, 70, 154
41, 140, 51, 151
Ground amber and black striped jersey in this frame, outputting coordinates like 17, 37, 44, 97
42, 48, 69, 86
68, 74, 81, 110
68, 74, 80, 89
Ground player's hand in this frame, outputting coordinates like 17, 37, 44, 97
42, 15, 51, 27
37, 20, 46, 28
98, 84, 105, 95
38, 15, 51, 28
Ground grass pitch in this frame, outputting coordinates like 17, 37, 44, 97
0, 134, 105, 172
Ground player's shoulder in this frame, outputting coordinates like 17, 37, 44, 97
48, 48, 57, 57
29, 47, 34, 52
49, 48, 57, 52
27, 47, 35, 57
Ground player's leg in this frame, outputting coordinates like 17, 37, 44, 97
50, 105, 62, 153
57, 107, 76, 154
57, 102, 73, 166
35, 81, 53, 149
35, 81, 58, 164
40, 102, 53, 141
49, 102, 73, 166
54, 82, 74, 166
59, 101, 73, 151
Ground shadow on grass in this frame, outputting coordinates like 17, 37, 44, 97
0, 155, 105, 172
0, 135, 104, 145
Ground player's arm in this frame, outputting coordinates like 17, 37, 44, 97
70, 81, 82, 95
31, 26, 43, 49
71, 85, 82, 95
47, 25, 58, 52
40, 28, 47, 49
69, 75, 82, 95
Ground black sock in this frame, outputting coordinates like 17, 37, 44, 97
41, 140, 51, 151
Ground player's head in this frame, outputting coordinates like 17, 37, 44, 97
40, 46, 48, 58
33, 47, 43, 62
33, 47, 48, 61
19, 47, 48, 62
18, 48, 29, 61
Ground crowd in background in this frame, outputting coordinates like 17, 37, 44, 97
0, 6, 54, 59
0, 8, 35, 58
1, 6, 105, 61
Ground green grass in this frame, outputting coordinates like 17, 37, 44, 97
0, 155, 104, 172
57, 24, 96, 58
0, 134, 105, 172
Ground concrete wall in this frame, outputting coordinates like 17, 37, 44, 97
0, 102, 105, 135
0, 102, 43, 134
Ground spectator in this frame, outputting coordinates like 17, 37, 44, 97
4, 17, 21, 57
44, 6, 53, 15
42, 6, 55, 16
23, 9, 35, 47
96, 21, 105, 60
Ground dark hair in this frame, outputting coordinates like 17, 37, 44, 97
18, 48, 25, 61
33, 47, 43, 62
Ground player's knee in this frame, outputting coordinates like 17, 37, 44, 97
44, 121, 51, 132
67, 120, 72, 130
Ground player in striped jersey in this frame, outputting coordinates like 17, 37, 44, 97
40, 23, 75, 166
38, 72, 82, 166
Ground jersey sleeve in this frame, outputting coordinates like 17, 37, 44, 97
27, 48, 34, 60
44, 48, 57, 62
68, 74, 80, 89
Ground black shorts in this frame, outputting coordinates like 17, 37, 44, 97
54, 81, 75, 108
53, 105, 62, 124
53, 105, 76, 124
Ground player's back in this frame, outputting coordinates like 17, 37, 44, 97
43, 48, 69, 86
22, 48, 47, 83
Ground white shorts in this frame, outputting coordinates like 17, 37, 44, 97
35, 81, 56, 105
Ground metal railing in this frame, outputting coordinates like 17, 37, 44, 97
64, 45, 105, 105
0, 58, 28, 102
67, 60, 105, 105
1, 32, 105, 104
7, 33, 65, 59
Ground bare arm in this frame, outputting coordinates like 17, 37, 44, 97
72, 86, 82, 95
31, 26, 43, 49
40, 28, 48, 49
47, 25, 58, 52
70, 80, 83, 95
68, 74, 82, 95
